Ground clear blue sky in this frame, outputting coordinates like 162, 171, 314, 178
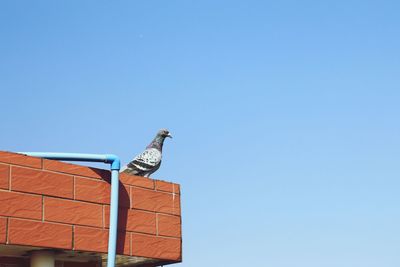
1, 1, 400, 266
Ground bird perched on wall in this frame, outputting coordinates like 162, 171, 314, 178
120, 129, 172, 177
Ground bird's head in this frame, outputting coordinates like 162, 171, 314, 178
157, 129, 172, 139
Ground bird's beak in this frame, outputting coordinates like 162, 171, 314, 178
167, 133, 173, 138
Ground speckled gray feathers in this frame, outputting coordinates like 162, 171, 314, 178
120, 129, 172, 177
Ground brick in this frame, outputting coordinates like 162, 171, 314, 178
158, 214, 181, 238
155, 180, 180, 194
119, 183, 131, 208
0, 191, 42, 220
8, 219, 72, 249
0, 164, 9, 189
44, 198, 102, 227
131, 234, 181, 260
75, 177, 110, 204
75, 177, 130, 207
74, 226, 107, 253
0, 151, 42, 169
43, 159, 110, 179
104, 207, 156, 234
0, 217, 6, 243
11, 167, 73, 198
120, 173, 154, 189
74, 226, 130, 255
131, 188, 181, 215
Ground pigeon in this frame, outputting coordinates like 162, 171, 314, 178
120, 129, 172, 177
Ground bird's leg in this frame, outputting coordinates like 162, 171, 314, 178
144, 173, 151, 178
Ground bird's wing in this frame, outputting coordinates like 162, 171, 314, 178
122, 148, 162, 174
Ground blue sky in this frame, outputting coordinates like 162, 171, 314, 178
1, 1, 400, 266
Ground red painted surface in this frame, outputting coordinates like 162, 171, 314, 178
74, 226, 131, 255
0, 217, 6, 244
104, 207, 156, 234
44, 197, 103, 227
131, 233, 181, 260
0, 191, 42, 220
0, 151, 41, 169
11, 166, 73, 198
157, 214, 181, 238
119, 172, 155, 189
131, 187, 181, 215
8, 218, 73, 249
155, 180, 180, 194
75, 176, 111, 204
0, 164, 10, 190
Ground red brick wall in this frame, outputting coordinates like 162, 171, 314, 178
0, 151, 181, 262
